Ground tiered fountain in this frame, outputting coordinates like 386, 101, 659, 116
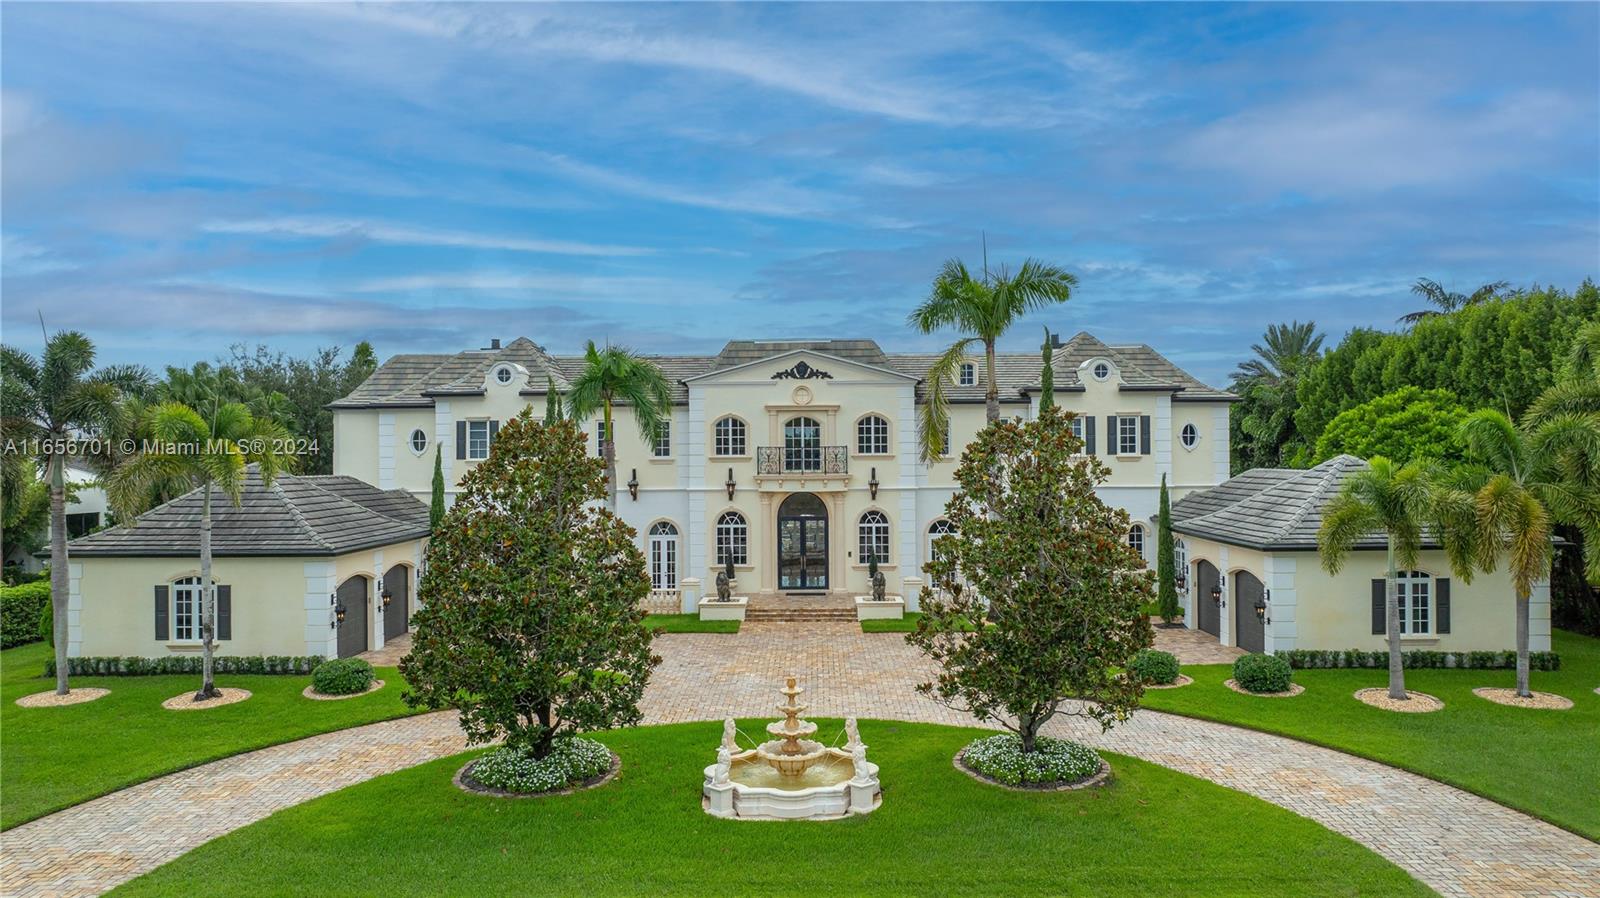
703, 676, 881, 820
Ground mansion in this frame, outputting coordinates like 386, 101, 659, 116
329, 332, 1236, 611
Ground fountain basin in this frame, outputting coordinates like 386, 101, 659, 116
754, 738, 828, 776
704, 750, 881, 820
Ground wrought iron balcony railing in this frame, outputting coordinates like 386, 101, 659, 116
755, 445, 849, 475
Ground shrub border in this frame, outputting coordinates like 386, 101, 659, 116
46, 656, 323, 677
453, 750, 621, 799
1281, 649, 1560, 671
952, 746, 1112, 792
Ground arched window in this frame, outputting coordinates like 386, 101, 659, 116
713, 417, 746, 457
715, 511, 748, 566
1181, 423, 1199, 449
171, 576, 202, 641
856, 415, 889, 455
1397, 570, 1432, 635
409, 428, 428, 455
647, 522, 678, 590
1128, 524, 1145, 557
928, 519, 957, 564
784, 416, 822, 472
858, 510, 891, 565
1174, 538, 1187, 581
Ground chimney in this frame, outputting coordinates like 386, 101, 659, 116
1050, 334, 1063, 350
486, 338, 501, 350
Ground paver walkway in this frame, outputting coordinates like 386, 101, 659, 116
4, 622, 1597, 898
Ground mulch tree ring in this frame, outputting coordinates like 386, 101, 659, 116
1471, 687, 1574, 710
453, 751, 622, 799
1224, 678, 1304, 698
1354, 688, 1443, 713
15, 687, 110, 708
952, 748, 1113, 793
302, 679, 386, 701
162, 688, 252, 711
1143, 675, 1194, 690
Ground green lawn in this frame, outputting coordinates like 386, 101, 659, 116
0, 641, 424, 830
862, 611, 921, 633
110, 720, 1430, 898
645, 613, 739, 634
1141, 629, 1600, 840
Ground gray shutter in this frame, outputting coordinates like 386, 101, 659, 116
455, 420, 467, 460
217, 585, 232, 641
1085, 416, 1096, 455
1371, 579, 1385, 635
1106, 416, 1118, 454
488, 420, 500, 446
1140, 415, 1152, 455
154, 585, 169, 641
1436, 578, 1450, 634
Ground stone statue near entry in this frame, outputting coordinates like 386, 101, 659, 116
868, 554, 886, 602
715, 557, 734, 602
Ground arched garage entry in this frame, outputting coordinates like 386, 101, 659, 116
1233, 570, 1266, 654
336, 575, 370, 659
382, 564, 411, 642
1195, 560, 1221, 638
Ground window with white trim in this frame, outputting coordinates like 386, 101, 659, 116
1128, 524, 1145, 557
1174, 539, 1187, 579
594, 420, 611, 457
466, 420, 491, 460
172, 576, 202, 641
858, 510, 891, 565
1117, 415, 1139, 455
928, 519, 957, 564
1181, 423, 1199, 449
1397, 571, 1432, 635
1069, 415, 1084, 447
857, 415, 889, 455
1092, 362, 1110, 381
409, 428, 428, 455
652, 421, 671, 457
713, 417, 746, 457
958, 362, 976, 386
494, 366, 513, 384
715, 511, 748, 566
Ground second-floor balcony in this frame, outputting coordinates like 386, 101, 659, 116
756, 445, 849, 476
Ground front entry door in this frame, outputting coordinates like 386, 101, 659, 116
777, 492, 828, 591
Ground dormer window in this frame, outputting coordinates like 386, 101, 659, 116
1092, 362, 1110, 381
958, 363, 976, 387
494, 366, 514, 385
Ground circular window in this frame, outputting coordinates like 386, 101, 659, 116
1092, 362, 1110, 381
494, 366, 513, 384
410, 429, 428, 454
1181, 423, 1199, 449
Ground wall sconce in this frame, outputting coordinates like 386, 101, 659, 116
627, 468, 639, 501
725, 468, 737, 500
381, 585, 393, 610
1253, 598, 1269, 624
1175, 570, 1187, 592
1210, 584, 1222, 606
334, 602, 347, 626
868, 467, 880, 500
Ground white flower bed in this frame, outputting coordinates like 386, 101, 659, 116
961, 733, 1101, 787
470, 737, 613, 794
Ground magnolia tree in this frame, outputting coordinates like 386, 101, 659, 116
909, 406, 1155, 751
400, 410, 658, 759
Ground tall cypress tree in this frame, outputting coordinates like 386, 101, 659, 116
1039, 327, 1056, 413
1156, 474, 1180, 623
545, 376, 563, 423
430, 446, 446, 530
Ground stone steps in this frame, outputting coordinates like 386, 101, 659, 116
744, 609, 857, 623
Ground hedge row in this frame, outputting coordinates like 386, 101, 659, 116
45, 655, 325, 677
1281, 649, 1561, 671
1, 581, 51, 649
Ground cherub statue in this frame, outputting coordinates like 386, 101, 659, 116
851, 742, 870, 781
844, 717, 861, 750
713, 746, 732, 786
721, 718, 738, 752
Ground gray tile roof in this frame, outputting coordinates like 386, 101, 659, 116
1168, 455, 1389, 551
69, 468, 429, 557
334, 333, 1232, 409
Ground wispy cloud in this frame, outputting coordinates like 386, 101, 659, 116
201, 217, 653, 257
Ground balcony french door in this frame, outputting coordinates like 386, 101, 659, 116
783, 417, 822, 473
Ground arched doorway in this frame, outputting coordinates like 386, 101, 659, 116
1195, 560, 1221, 638
336, 575, 370, 659
777, 492, 828, 591
648, 521, 679, 590
382, 564, 410, 642
1233, 570, 1266, 653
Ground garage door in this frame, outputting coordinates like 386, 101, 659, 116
382, 564, 409, 642
336, 576, 369, 659
1233, 570, 1265, 653
1196, 560, 1221, 637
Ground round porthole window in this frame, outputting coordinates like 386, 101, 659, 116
1181, 423, 1199, 449
494, 366, 514, 384
1092, 362, 1110, 381
410, 429, 428, 454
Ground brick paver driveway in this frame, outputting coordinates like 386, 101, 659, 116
3, 622, 1597, 898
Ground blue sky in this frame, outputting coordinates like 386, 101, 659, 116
2, 2, 1596, 386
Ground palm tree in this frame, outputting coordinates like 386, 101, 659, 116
908, 257, 1076, 461
1441, 410, 1600, 697
106, 401, 296, 700
566, 341, 673, 510
1397, 278, 1510, 326
0, 332, 147, 695
1231, 321, 1324, 384
1318, 457, 1438, 701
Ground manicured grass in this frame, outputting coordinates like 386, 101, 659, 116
644, 613, 739, 634
110, 720, 1430, 898
1141, 629, 1600, 840
862, 611, 922, 633
0, 642, 424, 830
